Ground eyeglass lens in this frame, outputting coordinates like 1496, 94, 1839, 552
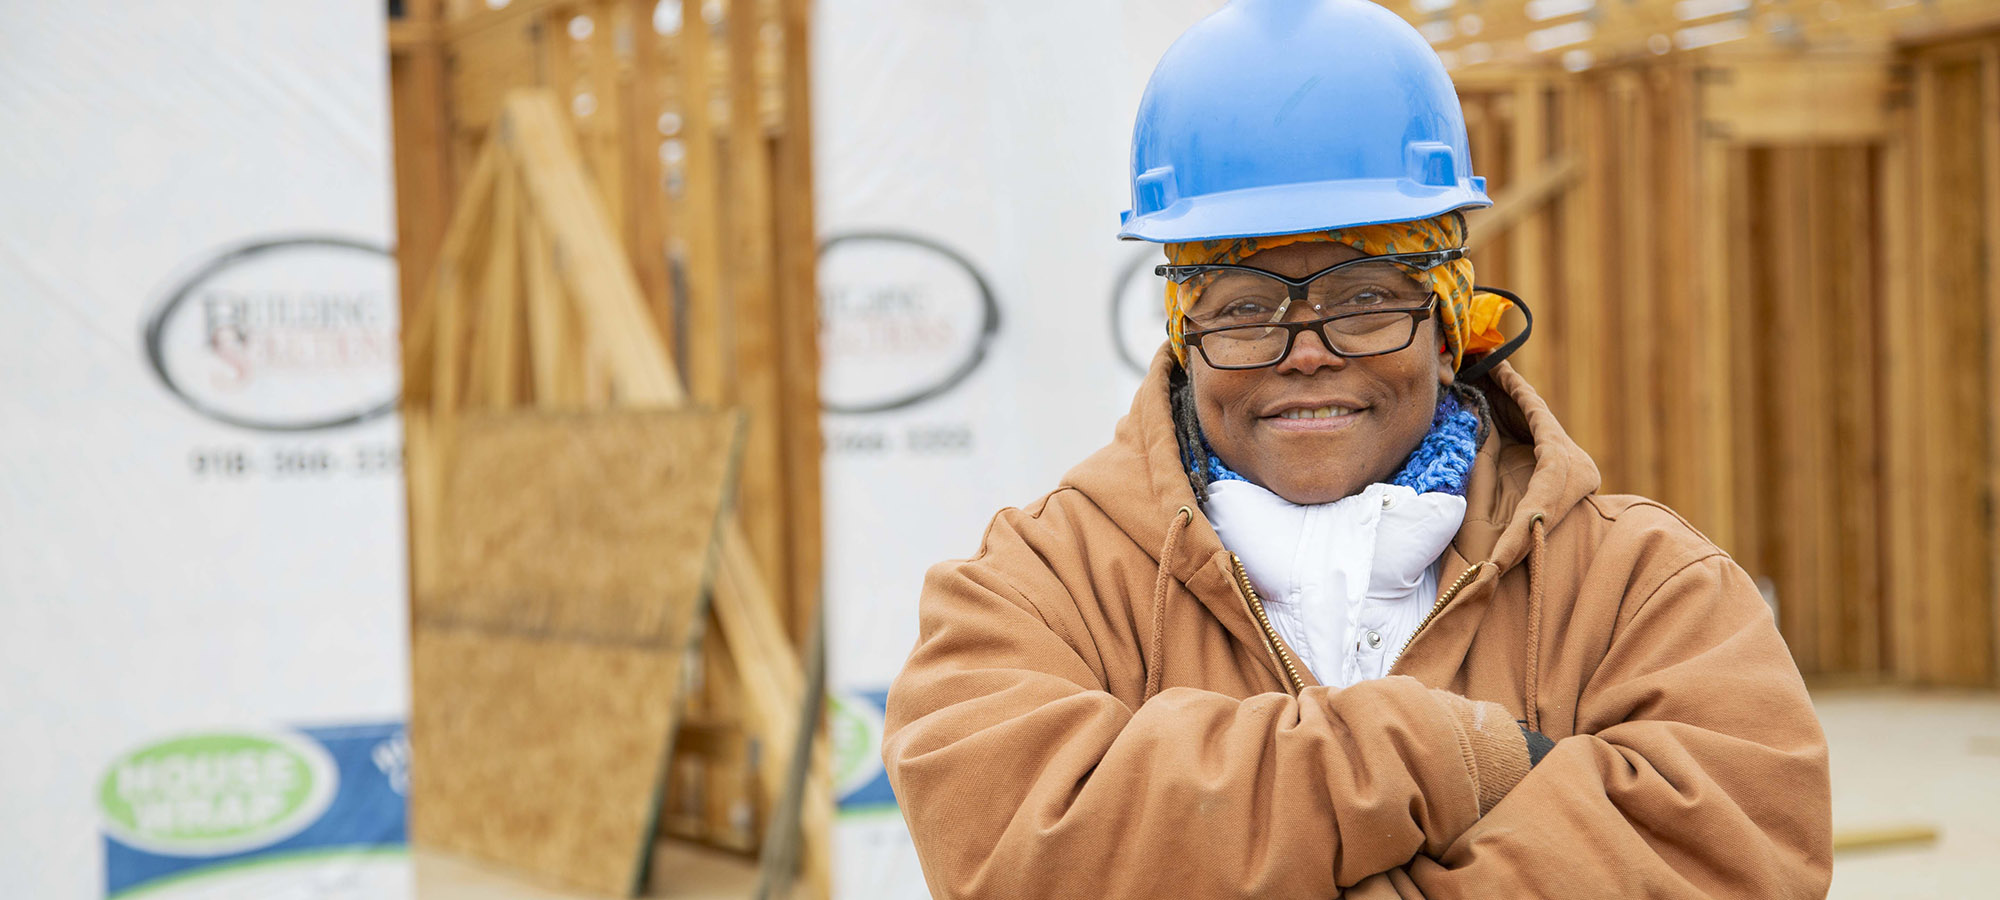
1184, 260, 1431, 367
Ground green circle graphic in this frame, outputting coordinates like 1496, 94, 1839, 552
99, 733, 319, 848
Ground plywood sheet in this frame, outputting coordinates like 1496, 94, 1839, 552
422, 409, 741, 642
413, 628, 691, 896
412, 408, 742, 896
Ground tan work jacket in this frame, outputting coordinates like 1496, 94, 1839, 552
884, 353, 1832, 898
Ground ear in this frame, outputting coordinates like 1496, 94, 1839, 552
1434, 315, 1456, 388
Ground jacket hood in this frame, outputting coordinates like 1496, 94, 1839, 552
1060, 346, 1601, 591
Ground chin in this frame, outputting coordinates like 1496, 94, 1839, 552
1267, 478, 1362, 506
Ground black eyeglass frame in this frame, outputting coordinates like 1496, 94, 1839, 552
1176, 296, 1438, 370
1154, 247, 1467, 294
1156, 247, 1466, 370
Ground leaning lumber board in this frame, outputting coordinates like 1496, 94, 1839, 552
466, 166, 521, 409
523, 212, 571, 405
404, 137, 500, 409
504, 92, 684, 403
1464, 154, 1578, 253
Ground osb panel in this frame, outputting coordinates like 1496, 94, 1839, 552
421, 409, 741, 642
410, 408, 741, 895
411, 626, 697, 896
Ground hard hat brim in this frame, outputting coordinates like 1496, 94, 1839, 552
1117, 178, 1492, 244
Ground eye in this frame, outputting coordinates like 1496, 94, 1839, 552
1329, 286, 1395, 307
1221, 299, 1279, 321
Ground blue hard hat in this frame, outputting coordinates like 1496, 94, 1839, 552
1119, 0, 1490, 243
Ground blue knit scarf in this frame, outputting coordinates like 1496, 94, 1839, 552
1195, 392, 1480, 497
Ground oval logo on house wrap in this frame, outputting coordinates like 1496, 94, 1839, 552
817, 232, 1000, 414
143, 236, 399, 432
98, 730, 339, 857
1109, 246, 1168, 377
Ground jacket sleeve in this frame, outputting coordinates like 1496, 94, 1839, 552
882, 508, 1531, 899
1347, 552, 1833, 899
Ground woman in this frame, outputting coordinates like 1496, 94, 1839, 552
883, 1, 1831, 897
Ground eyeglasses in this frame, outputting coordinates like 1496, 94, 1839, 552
1157, 250, 1458, 370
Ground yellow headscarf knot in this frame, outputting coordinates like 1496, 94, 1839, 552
1164, 212, 1511, 370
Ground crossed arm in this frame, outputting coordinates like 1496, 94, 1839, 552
884, 522, 1828, 898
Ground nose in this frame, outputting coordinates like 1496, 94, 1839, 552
1275, 321, 1348, 375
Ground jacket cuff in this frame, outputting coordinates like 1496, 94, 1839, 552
1428, 690, 1532, 816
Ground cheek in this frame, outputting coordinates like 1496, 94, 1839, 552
1191, 368, 1257, 435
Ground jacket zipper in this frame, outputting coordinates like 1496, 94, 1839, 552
1390, 562, 1485, 671
1230, 554, 1304, 694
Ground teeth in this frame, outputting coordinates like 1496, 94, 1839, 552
1278, 406, 1355, 420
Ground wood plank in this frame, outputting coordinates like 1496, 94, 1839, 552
585, 0, 627, 242
1700, 55, 1893, 144
1722, 141, 1764, 578
1463, 155, 1580, 253
1616, 70, 1660, 501
1914, 57, 1952, 683
1657, 65, 1699, 526
505, 92, 684, 402
773, 6, 831, 891
722, 0, 790, 635
450, 15, 539, 134
523, 212, 571, 405
390, 22, 457, 338
775, 0, 827, 661
1933, 59, 1995, 685
1555, 80, 1605, 466
1769, 146, 1823, 673
404, 140, 502, 411
1801, 147, 1843, 672
1689, 63, 1738, 549
1505, 79, 1552, 390
1881, 63, 1924, 683
623, 0, 682, 363
470, 169, 524, 408
1466, 92, 1511, 292
1983, 45, 2000, 687
676, 0, 732, 405
446, 0, 571, 41
1832, 824, 1941, 853
1826, 145, 1882, 674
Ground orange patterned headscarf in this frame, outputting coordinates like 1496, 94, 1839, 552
1165, 213, 1512, 370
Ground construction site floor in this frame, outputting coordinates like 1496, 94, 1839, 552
1819, 687, 2000, 899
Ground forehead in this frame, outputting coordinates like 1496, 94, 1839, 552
1235, 240, 1367, 278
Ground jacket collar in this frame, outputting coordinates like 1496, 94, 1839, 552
1061, 347, 1600, 595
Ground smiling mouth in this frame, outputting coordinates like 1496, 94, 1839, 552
1273, 405, 1359, 420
